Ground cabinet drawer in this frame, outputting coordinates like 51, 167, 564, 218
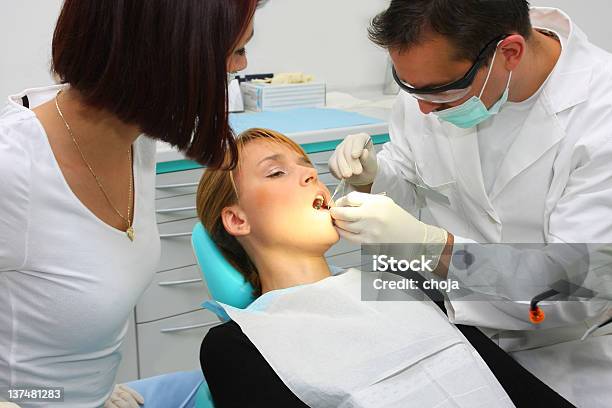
155, 168, 204, 199
156, 194, 198, 224
158, 218, 198, 272
137, 309, 221, 378
137, 265, 209, 323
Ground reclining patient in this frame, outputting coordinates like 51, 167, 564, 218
196, 128, 512, 408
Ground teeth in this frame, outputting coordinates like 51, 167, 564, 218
313, 195, 325, 210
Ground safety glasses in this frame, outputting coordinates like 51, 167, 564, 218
393, 34, 509, 104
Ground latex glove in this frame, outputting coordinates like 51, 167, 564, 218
331, 191, 447, 246
104, 384, 144, 408
328, 133, 378, 186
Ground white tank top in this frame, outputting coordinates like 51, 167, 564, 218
0, 85, 161, 407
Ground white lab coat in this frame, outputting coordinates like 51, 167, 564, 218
372, 7, 612, 407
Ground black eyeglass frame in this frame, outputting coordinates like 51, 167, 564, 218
392, 34, 510, 95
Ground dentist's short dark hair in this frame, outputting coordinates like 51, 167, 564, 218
369, 0, 532, 62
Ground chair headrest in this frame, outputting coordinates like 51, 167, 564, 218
191, 222, 255, 309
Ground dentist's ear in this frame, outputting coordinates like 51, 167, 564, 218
500, 34, 526, 71
221, 205, 251, 237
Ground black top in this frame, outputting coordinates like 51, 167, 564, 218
201, 318, 575, 408
200, 320, 309, 408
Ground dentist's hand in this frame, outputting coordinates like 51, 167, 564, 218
104, 384, 144, 408
328, 133, 378, 186
330, 192, 448, 245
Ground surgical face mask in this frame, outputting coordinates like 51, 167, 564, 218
433, 47, 513, 129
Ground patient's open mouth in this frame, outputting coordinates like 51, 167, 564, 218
313, 194, 330, 211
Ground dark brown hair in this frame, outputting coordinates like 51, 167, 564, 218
52, 0, 263, 168
369, 0, 532, 63
196, 128, 310, 297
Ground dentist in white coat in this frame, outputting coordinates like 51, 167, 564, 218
329, 2, 612, 407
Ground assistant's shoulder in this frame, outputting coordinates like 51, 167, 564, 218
0, 100, 41, 129
0, 104, 35, 189
0, 104, 34, 184
0, 102, 39, 152
0, 104, 34, 271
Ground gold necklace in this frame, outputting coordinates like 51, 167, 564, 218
55, 90, 135, 241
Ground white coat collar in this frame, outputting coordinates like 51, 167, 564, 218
441, 8, 591, 226
486, 8, 594, 201
532, 7, 592, 114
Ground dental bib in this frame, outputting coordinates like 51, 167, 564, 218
216, 269, 512, 407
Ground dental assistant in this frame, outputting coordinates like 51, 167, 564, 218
329, 2, 612, 407
0, 0, 262, 406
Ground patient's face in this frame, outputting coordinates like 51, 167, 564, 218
232, 139, 339, 252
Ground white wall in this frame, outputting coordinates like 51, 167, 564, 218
0, 0, 390, 99
1, 1, 611, 100
0, 0, 64, 99
245, 0, 390, 93
530, 0, 611, 50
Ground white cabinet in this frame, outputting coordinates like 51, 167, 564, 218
136, 265, 208, 323
116, 172, 210, 381
157, 218, 199, 272
154, 168, 203, 199
137, 309, 221, 378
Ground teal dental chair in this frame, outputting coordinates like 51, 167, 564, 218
190, 222, 256, 408
191, 222, 255, 309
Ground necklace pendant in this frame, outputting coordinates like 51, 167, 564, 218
126, 226, 135, 241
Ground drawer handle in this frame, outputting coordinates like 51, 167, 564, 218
161, 321, 219, 333
156, 206, 197, 214
156, 182, 199, 189
160, 232, 193, 238
158, 278, 203, 287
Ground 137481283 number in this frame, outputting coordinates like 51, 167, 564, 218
3, 387, 64, 403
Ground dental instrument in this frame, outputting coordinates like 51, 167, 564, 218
330, 179, 348, 203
